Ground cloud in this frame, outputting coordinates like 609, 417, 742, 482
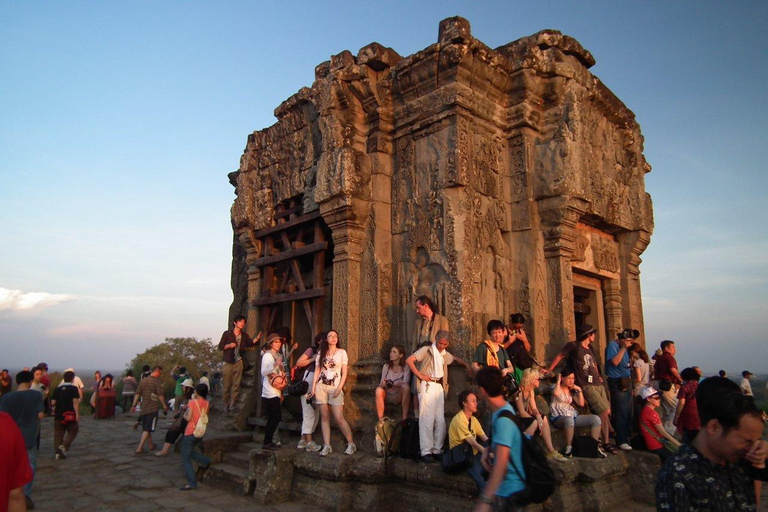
0, 287, 76, 311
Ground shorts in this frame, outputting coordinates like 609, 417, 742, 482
140, 411, 159, 432
583, 385, 610, 415
314, 382, 343, 406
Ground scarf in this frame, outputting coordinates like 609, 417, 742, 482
483, 340, 500, 368
431, 343, 445, 379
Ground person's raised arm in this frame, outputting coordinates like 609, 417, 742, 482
518, 329, 531, 353
572, 385, 585, 407
545, 350, 567, 374
295, 349, 314, 369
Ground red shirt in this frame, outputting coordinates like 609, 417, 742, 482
640, 406, 663, 451
654, 352, 678, 383
0, 412, 33, 512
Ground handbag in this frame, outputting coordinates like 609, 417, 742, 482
442, 442, 474, 473
284, 380, 309, 396
61, 411, 77, 426
641, 421, 678, 454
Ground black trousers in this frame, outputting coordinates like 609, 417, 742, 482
262, 397, 281, 444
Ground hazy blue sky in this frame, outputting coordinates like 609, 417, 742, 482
1, 1, 766, 373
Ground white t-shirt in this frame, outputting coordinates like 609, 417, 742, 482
316, 349, 348, 386
740, 378, 753, 396
633, 359, 650, 393
261, 351, 281, 399
58, 375, 84, 390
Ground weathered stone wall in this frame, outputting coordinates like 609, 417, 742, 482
228, 16, 653, 368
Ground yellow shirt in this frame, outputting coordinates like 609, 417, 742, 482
448, 411, 486, 454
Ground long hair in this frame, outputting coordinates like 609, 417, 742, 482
319, 329, 341, 363
387, 345, 406, 369
636, 349, 650, 364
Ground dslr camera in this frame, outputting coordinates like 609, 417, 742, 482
617, 328, 640, 340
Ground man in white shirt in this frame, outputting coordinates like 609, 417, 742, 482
740, 371, 753, 396
406, 330, 456, 463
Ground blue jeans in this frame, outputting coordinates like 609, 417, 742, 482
607, 378, 633, 445
467, 455, 486, 493
181, 435, 210, 488
24, 446, 37, 497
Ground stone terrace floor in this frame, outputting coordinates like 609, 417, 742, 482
31, 412, 304, 511
29, 412, 767, 511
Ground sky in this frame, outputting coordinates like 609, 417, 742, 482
1, 1, 766, 374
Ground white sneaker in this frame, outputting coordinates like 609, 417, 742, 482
344, 443, 357, 455
618, 443, 633, 451
320, 445, 332, 457
296, 440, 308, 449
305, 441, 322, 452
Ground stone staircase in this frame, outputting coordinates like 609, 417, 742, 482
199, 357, 660, 510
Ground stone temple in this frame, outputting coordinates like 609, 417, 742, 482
220, 16, 657, 510
228, 16, 653, 369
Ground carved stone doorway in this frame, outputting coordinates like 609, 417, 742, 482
573, 274, 607, 361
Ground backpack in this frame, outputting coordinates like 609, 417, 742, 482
571, 435, 599, 458
375, 417, 398, 457
192, 400, 208, 439
495, 410, 556, 505
387, 418, 420, 461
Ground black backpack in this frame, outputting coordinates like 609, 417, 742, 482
572, 435, 600, 458
388, 418, 420, 461
495, 410, 556, 505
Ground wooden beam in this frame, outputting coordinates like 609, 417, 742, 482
253, 241, 328, 268
254, 210, 321, 239
274, 203, 303, 220
252, 287, 326, 307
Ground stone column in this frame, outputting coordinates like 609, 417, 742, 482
322, 204, 366, 364
618, 230, 651, 344
538, 197, 588, 358
602, 278, 622, 342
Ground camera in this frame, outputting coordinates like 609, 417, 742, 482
617, 328, 640, 340
385, 380, 394, 390
305, 395, 315, 405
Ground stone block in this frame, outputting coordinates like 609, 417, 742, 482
357, 42, 402, 72
438, 16, 472, 45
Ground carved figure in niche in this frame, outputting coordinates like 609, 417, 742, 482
411, 247, 450, 314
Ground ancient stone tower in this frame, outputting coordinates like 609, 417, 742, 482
228, 16, 653, 368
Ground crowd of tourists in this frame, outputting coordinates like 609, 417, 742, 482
1, 298, 766, 509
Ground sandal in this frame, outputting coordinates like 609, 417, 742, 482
604, 443, 619, 455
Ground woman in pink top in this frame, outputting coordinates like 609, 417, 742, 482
179, 384, 211, 490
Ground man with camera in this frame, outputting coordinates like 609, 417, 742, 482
545, 324, 616, 454
605, 328, 638, 451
